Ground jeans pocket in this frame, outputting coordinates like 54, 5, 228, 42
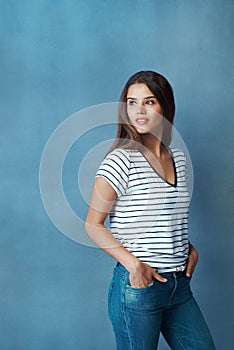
126, 279, 155, 294
124, 278, 159, 311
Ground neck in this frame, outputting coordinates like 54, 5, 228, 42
140, 134, 165, 159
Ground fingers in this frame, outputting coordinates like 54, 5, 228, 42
187, 243, 199, 277
185, 265, 193, 277
186, 259, 196, 277
129, 273, 154, 288
152, 270, 167, 283
129, 262, 167, 287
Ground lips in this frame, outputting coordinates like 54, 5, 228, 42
135, 118, 149, 125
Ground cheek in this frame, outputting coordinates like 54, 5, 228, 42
126, 107, 136, 120
148, 108, 163, 120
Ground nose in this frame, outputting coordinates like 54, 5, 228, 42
137, 104, 146, 114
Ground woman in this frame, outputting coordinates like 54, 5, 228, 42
85, 71, 216, 349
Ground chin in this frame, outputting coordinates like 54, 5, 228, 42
135, 126, 149, 134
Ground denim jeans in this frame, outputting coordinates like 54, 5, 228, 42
108, 263, 216, 350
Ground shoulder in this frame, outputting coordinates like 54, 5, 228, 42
170, 148, 188, 171
104, 148, 132, 165
96, 148, 132, 197
170, 148, 186, 160
97, 148, 133, 176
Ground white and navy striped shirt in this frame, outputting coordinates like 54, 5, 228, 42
96, 148, 190, 272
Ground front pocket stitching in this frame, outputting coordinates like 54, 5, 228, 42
126, 279, 155, 293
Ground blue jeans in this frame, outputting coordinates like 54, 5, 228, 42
108, 263, 216, 350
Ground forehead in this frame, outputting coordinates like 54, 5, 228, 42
127, 83, 154, 98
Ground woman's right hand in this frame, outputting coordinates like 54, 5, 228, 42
129, 261, 167, 288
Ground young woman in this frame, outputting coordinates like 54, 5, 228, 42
85, 71, 216, 350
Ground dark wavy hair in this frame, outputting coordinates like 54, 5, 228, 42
109, 70, 175, 152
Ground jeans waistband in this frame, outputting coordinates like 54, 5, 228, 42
157, 265, 187, 273
115, 262, 187, 277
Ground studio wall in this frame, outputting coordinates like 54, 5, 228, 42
1, 1, 234, 349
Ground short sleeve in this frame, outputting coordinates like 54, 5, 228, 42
173, 148, 190, 187
179, 149, 187, 179
180, 150, 188, 182
95, 149, 130, 197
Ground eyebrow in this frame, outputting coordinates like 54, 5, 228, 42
126, 95, 156, 100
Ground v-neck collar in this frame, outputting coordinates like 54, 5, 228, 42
137, 148, 177, 188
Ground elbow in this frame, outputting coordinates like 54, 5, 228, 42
85, 219, 105, 240
84, 220, 99, 238
85, 221, 96, 244
85, 220, 92, 237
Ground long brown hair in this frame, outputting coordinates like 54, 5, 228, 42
108, 70, 175, 153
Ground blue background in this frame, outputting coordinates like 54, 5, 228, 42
1, 0, 234, 349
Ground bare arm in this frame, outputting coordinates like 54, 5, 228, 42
85, 176, 167, 287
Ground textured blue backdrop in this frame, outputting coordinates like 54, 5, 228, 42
1, 1, 234, 349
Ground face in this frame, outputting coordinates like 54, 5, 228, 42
126, 83, 163, 135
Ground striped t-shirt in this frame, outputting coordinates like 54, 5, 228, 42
96, 148, 190, 272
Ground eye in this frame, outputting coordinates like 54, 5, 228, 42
127, 100, 137, 106
145, 100, 155, 105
